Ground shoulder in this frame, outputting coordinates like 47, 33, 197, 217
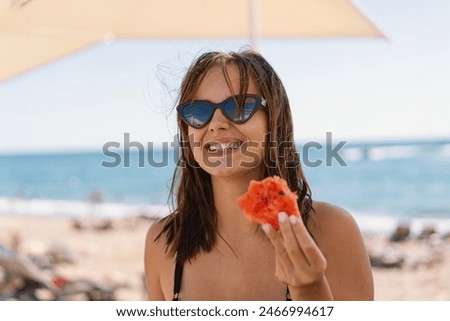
144, 218, 173, 300
307, 201, 360, 238
146, 219, 166, 245
307, 201, 374, 300
145, 219, 170, 263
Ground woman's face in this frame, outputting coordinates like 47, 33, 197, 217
187, 64, 268, 179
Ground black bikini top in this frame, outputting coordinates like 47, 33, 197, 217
172, 261, 292, 301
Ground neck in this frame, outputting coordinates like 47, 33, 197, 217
211, 171, 263, 235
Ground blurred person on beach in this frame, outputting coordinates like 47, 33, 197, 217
144, 50, 373, 300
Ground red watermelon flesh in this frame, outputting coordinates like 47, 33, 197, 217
237, 176, 300, 230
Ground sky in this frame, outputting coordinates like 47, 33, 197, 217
0, 0, 449, 154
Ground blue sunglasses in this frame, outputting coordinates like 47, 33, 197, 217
176, 94, 267, 129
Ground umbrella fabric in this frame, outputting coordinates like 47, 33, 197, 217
0, 0, 383, 82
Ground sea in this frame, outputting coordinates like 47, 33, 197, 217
1, 139, 450, 236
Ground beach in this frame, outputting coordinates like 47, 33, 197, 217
0, 214, 150, 300
1, 214, 449, 301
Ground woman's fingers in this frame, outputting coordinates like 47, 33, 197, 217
263, 213, 310, 269
289, 215, 327, 271
261, 222, 286, 256
262, 222, 291, 281
264, 212, 327, 271
277, 212, 310, 270
263, 212, 328, 288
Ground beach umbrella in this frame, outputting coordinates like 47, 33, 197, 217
0, 0, 384, 82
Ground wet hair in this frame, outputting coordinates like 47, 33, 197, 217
157, 50, 313, 264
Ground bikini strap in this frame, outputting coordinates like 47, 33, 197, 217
286, 287, 292, 301
173, 261, 183, 301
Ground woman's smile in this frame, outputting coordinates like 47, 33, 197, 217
204, 138, 243, 155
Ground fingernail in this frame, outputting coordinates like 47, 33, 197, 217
261, 224, 271, 234
278, 212, 287, 222
289, 215, 297, 224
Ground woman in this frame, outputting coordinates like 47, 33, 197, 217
145, 50, 373, 300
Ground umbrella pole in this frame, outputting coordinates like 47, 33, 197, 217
249, 0, 261, 51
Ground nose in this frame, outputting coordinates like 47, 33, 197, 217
207, 108, 230, 132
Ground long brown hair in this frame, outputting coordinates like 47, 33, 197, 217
157, 50, 313, 264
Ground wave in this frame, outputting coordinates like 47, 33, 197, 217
352, 210, 450, 237
341, 141, 450, 162
341, 144, 421, 162
0, 197, 170, 219
341, 147, 365, 162
439, 143, 450, 159
367, 145, 421, 161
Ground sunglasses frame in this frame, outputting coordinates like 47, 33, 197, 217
176, 94, 267, 129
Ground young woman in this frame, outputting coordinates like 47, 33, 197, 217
145, 50, 373, 301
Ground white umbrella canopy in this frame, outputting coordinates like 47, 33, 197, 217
0, 0, 384, 82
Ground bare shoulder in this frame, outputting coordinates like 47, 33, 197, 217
144, 218, 173, 300
145, 218, 172, 270
146, 219, 166, 248
307, 201, 361, 238
307, 201, 374, 300
306, 200, 366, 256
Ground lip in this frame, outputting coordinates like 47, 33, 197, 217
203, 137, 244, 156
204, 137, 241, 144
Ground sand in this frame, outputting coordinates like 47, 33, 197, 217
0, 215, 151, 300
1, 214, 449, 301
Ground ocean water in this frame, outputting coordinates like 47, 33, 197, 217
1, 140, 450, 235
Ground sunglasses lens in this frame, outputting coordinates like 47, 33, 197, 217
178, 95, 263, 128
223, 96, 260, 123
181, 102, 214, 128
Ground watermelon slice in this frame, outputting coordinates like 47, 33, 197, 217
237, 176, 300, 230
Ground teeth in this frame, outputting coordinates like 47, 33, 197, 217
207, 141, 241, 152
226, 141, 241, 150
208, 144, 221, 152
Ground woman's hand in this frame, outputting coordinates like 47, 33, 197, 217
262, 212, 334, 300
